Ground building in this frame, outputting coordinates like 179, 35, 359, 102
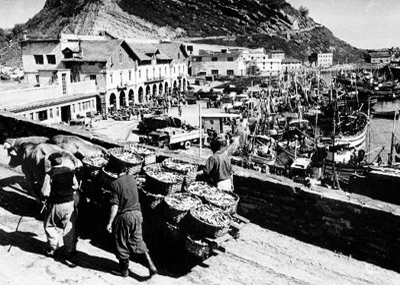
309, 52, 333, 68
20, 33, 189, 113
364, 50, 392, 64
190, 50, 247, 77
281, 58, 302, 72
242, 48, 282, 77
0, 69, 97, 124
267, 49, 285, 60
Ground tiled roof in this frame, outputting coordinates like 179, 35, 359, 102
157, 42, 183, 60
78, 40, 123, 62
125, 42, 157, 61
6, 92, 98, 113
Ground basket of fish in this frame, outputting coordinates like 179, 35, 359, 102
188, 204, 232, 238
139, 186, 165, 211
163, 192, 202, 224
185, 235, 211, 259
82, 155, 109, 178
100, 166, 119, 189
204, 190, 240, 214
162, 220, 186, 246
125, 144, 156, 166
143, 163, 184, 195
185, 181, 219, 202
108, 147, 144, 175
162, 158, 198, 187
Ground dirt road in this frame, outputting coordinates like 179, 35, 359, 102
0, 160, 399, 285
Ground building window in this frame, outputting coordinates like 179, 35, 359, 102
139, 70, 141, 78
165, 66, 167, 75
146, 69, 148, 80
92, 100, 95, 108
34, 55, 44, 65
56, 108, 60, 117
211, 57, 218, 62
49, 108, 53, 118
119, 49, 123, 63
79, 103, 81, 111
211, 70, 219, 75
227, 57, 233, 62
90, 75, 96, 83
38, 110, 48, 121
110, 73, 113, 84
227, 70, 234, 75
195, 57, 202, 62
47, 55, 56, 65
129, 71, 131, 81
72, 104, 75, 113
30, 113, 34, 120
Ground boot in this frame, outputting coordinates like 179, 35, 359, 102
114, 258, 129, 277
144, 252, 158, 277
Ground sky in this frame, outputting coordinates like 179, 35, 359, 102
287, 0, 400, 49
0, 0, 46, 28
0, 0, 398, 49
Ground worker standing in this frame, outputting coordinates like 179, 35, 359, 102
106, 162, 157, 278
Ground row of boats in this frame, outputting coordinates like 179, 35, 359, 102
229, 68, 400, 205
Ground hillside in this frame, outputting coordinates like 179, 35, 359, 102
0, 0, 363, 67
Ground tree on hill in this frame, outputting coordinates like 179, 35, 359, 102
299, 6, 309, 17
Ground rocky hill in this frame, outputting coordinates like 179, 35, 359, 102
0, 0, 363, 67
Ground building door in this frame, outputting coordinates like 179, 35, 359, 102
61, 105, 71, 123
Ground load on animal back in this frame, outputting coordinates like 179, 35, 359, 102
50, 135, 108, 159
4, 136, 82, 203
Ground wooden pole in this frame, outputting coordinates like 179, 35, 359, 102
199, 103, 202, 158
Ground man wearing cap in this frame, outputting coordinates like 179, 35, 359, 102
106, 162, 157, 278
41, 152, 79, 263
200, 139, 234, 191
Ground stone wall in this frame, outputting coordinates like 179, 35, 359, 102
1, 111, 400, 271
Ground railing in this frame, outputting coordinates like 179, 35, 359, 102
0, 85, 60, 109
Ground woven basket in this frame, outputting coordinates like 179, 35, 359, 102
204, 191, 240, 214
185, 235, 210, 259
162, 158, 198, 188
125, 144, 157, 166
82, 156, 109, 179
188, 205, 232, 238
162, 221, 186, 245
108, 147, 144, 175
139, 187, 165, 211
163, 192, 202, 224
100, 167, 119, 188
144, 164, 184, 195
185, 181, 219, 202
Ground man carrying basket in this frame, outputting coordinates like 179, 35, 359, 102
199, 139, 234, 191
106, 161, 158, 278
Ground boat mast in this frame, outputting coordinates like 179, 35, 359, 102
389, 111, 398, 166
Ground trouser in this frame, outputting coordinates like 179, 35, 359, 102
217, 178, 233, 191
44, 200, 77, 254
114, 210, 148, 260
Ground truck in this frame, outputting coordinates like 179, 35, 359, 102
146, 127, 204, 149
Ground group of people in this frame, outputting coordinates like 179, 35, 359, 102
37, 135, 236, 278
39, 153, 158, 278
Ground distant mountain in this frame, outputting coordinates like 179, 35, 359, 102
0, 0, 364, 67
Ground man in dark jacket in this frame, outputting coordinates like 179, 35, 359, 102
200, 139, 233, 191
41, 152, 79, 263
106, 162, 157, 278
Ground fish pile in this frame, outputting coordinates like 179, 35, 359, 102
191, 204, 232, 227
162, 159, 196, 174
205, 191, 238, 209
82, 156, 108, 168
165, 193, 201, 211
111, 148, 143, 164
126, 145, 155, 156
186, 181, 219, 197
145, 164, 183, 184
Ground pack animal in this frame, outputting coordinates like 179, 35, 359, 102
50, 135, 108, 159
4, 137, 82, 203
